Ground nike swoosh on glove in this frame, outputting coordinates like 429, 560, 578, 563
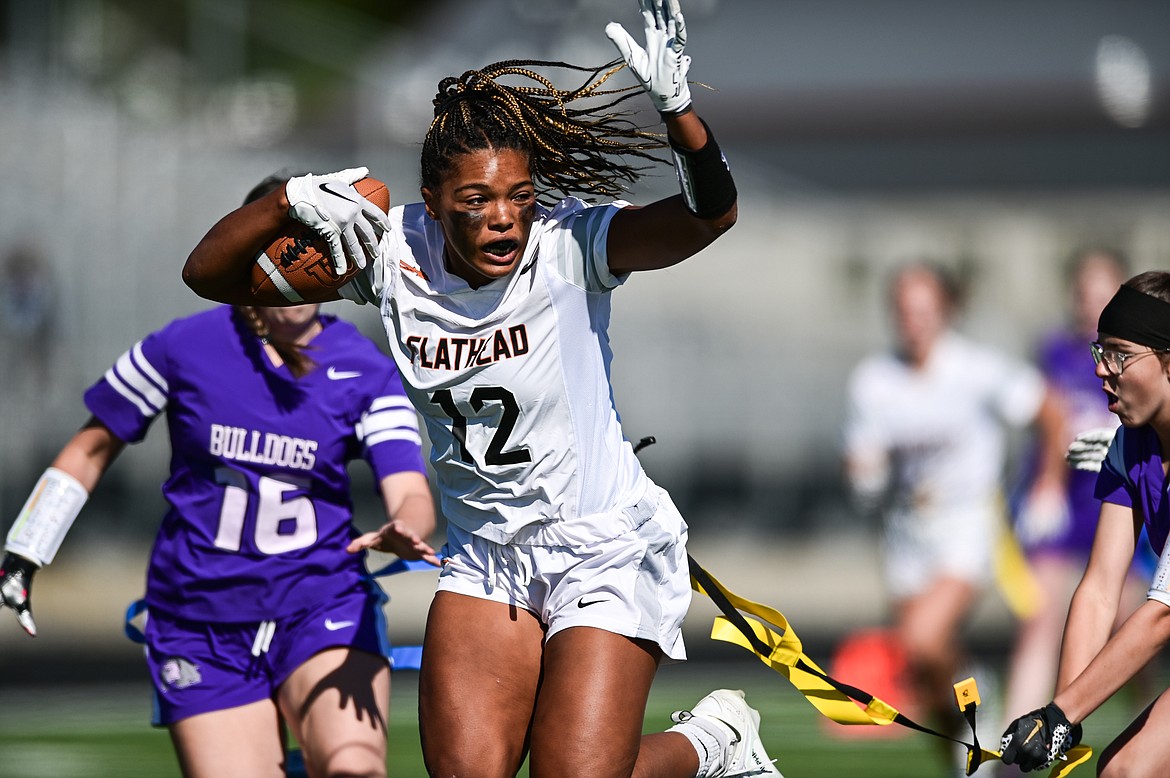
1000, 702, 1082, 772
285, 167, 389, 275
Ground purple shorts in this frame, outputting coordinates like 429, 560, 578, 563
144, 580, 389, 726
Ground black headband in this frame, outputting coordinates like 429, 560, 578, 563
1097, 284, 1170, 350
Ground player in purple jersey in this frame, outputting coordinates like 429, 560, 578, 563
999, 249, 1153, 760
1021, 252, 1129, 557
1000, 271, 1170, 775
0, 174, 437, 778
179, 3, 785, 777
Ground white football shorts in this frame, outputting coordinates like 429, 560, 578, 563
881, 499, 998, 599
436, 485, 690, 661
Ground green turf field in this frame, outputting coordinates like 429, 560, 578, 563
0, 659, 1138, 777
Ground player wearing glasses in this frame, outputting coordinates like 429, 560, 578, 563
1001, 271, 1170, 774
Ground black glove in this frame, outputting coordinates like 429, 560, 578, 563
1000, 702, 1082, 772
0, 552, 39, 636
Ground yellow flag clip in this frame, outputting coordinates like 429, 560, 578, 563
688, 555, 1092, 777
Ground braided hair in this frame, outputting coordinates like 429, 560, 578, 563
422, 59, 667, 203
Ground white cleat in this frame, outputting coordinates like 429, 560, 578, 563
671, 689, 783, 777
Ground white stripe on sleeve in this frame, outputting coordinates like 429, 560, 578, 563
369, 395, 415, 413
357, 395, 421, 449
131, 342, 168, 394
107, 344, 168, 416
103, 367, 161, 418
365, 429, 423, 447
361, 408, 421, 437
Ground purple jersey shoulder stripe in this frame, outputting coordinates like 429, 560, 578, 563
360, 395, 422, 448
103, 341, 168, 417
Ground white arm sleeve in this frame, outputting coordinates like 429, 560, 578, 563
5, 468, 89, 566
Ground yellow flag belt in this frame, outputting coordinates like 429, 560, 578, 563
686, 554, 1092, 777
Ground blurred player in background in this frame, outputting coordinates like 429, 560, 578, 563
0, 173, 437, 778
1001, 247, 1156, 775
181, 2, 784, 776
1001, 270, 1170, 775
843, 262, 1064, 774
0, 243, 55, 393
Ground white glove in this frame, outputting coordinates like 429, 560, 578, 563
1066, 427, 1117, 473
845, 450, 890, 515
1015, 485, 1071, 546
605, 0, 692, 115
285, 167, 389, 275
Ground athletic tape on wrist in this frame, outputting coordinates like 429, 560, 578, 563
6, 467, 88, 566
669, 119, 736, 219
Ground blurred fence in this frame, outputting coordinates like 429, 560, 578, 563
5, 78, 1170, 538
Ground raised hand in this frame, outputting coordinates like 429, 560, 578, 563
605, 0, 692, 115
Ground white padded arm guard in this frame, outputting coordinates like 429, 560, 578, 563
6, 468, 88, 566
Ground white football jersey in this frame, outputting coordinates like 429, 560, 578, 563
341, 198, 650, 545
843, 331, 1045, 517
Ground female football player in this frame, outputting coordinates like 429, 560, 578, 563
181, 2, 782, 777
1001, 271, 1170, 776
1000, 248, 1159, 778
0, 172, 438, 778
843, 263, 1064, 773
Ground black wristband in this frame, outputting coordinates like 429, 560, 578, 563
1, 552, 38, 575
669, 119, 737, 219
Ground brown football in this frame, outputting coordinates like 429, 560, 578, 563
251, 177, 390, 302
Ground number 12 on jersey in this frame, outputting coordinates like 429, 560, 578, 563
430, 386, 532, 467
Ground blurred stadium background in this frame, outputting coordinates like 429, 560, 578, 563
0, 0, 1168, 774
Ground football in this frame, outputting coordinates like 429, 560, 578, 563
251, 177, 390, 303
